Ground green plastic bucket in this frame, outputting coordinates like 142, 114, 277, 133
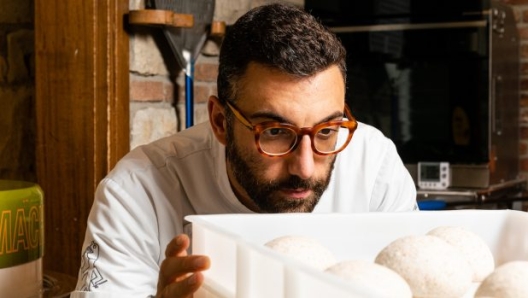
0, 180, 44, 297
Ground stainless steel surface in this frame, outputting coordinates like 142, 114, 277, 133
403, 1, 520, 189
408, 164, 493, 188
417, 177, 527, 206
330, 20, 487, 33
488, 0, 520, 187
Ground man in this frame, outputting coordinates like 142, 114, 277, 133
72, 3, 417, 298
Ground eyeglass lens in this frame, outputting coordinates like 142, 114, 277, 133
258, 125, 350, 155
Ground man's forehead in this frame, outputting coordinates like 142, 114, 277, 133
236, 63, 344, 104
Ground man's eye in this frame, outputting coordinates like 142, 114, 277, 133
319, 128, 338, 136
266, 128, 278, 136
261, 127, 295, 140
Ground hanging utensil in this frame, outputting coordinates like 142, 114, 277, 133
154, 0, 215, 128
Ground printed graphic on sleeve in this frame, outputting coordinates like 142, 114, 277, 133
80, 241, 108, 291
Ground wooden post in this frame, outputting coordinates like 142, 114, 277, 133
35, 0, 129, 276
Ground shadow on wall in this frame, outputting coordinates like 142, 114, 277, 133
0, 29, 36, 182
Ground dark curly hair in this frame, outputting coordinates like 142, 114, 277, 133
217, 2, 347, 104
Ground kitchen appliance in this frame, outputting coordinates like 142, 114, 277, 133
418, 162, 450, 190
306, 0, 520, 188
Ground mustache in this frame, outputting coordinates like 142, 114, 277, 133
269, 175, 317, 190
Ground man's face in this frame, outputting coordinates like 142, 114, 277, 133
225, 63, 346, 213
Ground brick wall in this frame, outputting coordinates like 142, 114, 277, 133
128, 0, 302, 149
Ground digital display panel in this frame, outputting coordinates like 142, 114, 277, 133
420, 164, 440, 181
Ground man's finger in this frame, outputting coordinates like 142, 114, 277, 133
165, 234, 190, 258
160, 255, 210, 283
158, 272, 205, 298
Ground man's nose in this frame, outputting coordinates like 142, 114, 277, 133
287, 135, 315, 180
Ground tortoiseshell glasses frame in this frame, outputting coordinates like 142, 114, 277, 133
225, 101, 358, 157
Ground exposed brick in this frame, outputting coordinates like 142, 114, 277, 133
130, 34, 169, 76
195, 62, 219, 82
176, 87, 184, 105
130, 79, 171, 102
521, 108, 528, 123
176, 83, 215, 104
130, 107, 177, 150
521, 78, 528, 91
202, 39, 221, 56
215, 0, 251, 25
514, 8, 522, 23
195, 84, 214, 103
521, 44, 528, 59
519, 27, 528, 40
522, 62, 528, 76
520, 157, 528, 171
129, 0, 145, 10
520, 142, 528, 155
521, 94, 528, 107
211, 85, 218, 96
166, 82, 176, 102
519, 107, 528, 127
174, 102, 209, 128
521, 126, 528, 139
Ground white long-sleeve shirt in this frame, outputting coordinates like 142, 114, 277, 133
71, 121, 417, 297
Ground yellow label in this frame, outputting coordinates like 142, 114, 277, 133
0, 181, 44, 269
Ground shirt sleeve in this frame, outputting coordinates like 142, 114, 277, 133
72, 178, 162, 297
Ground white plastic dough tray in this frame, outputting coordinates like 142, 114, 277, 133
186, 210, 528, 298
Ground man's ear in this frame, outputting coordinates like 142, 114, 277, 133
208, 95, 227, 145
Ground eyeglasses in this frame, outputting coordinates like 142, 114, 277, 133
225, 101, 358, 157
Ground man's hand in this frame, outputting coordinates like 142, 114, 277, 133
156, 234, 211, 297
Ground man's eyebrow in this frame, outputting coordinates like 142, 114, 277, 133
249, 110, 344, 125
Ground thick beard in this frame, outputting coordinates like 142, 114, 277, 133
225, 125, 335, 213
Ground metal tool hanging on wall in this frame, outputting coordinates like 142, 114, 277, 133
129, 0, 225, 128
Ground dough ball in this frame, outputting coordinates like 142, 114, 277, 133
475, 261, 528, 298
264, 235, 336, 270
427, 226, 494, 282
325, 259, 412, 298
375, 235, 473, 298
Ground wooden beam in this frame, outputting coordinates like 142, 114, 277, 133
35, 0, 129, 276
